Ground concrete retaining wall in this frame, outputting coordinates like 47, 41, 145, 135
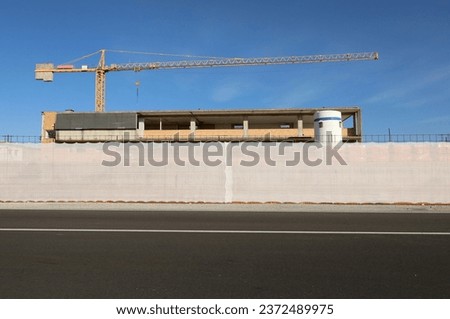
0, 143, 448, 203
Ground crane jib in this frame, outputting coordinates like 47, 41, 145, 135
113, 52, 378, 71
35, 50, 378, 112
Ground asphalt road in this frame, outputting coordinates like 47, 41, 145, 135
0, 208, 449, 298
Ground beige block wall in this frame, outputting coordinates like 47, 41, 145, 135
41, 112, 57, 143
144, 130, 192, 140
142, 128, 358, 140
302, 128, 314, 137
46, 127, 359, 143
247, 128, 298, 138
43, 112, 57, 131
302, 128, 356, 138
195, 129, 244, 138
144, 129, 298, 140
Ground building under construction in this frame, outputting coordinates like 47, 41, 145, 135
41, 107, 362, 143
37, 50, 373, 144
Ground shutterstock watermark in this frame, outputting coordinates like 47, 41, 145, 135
101, 136, 347, 167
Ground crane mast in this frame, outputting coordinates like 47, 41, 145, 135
35, 50, 378, 112
95, 50, 106, 112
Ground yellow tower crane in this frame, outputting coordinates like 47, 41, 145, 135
35, 49, 378, 112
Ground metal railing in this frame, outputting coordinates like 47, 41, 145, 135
362, 134, 450, 143
0, 135, 41, 143
53, 133, 450, 143
1, 134, 449, 144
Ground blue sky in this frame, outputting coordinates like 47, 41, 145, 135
0, 0, 449, 136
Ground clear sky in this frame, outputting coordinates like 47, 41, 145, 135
0, 0, 449, 136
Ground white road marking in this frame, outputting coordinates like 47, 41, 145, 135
0, 228, 449, 235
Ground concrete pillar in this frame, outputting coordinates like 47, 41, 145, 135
243, 116, 249, 138
190, 119, 197, 132
357, 110, 362, 136
41, 112, 46, 141
138, 118, 145, 130
297, 115, 303, 137
353, 110, 362, 136
159, 118, 162, 130
138, 117, 145, 138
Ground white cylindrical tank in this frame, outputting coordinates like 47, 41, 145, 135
314, 110, 343, 144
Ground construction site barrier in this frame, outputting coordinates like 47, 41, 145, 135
0, 142, 449, 204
